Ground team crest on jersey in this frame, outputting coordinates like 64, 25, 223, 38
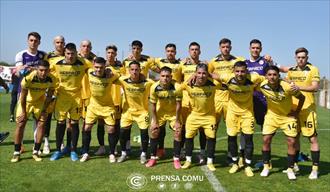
259, 60, 264, 65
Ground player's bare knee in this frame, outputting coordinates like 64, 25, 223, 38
150, 127, 159, 139
107, 125, 115, 134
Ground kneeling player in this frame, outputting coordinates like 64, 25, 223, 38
259, 66, 305, 180
11, 60, 58, 162
147, 67, 182, 169
80, 57, 119, 162
181, 64, 220, 172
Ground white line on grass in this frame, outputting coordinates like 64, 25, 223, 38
216, 128, 330, 141
201, 165, 226, 192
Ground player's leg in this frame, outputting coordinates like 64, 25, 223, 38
146, 123, 161, 167
182, 114, 198, 169
241, 114, 255, 177
172, 123, 182, 169
11, 103, 28, 162
137, 113, 150, 165
104, 111, 117, 163
156, 125, 166, 159
203, 116, 217, 171
117, 111, 132, 163
198, 128, 206, 165
260, 134, 273, 177
226, 111, 240, 173
32, 109, 48, 162
286, 136, 297, 180
80, 123, 93, 162
95, 119, 106, 156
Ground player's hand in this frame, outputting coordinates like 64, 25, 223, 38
105, 68, 113, 78
264, 54, 273, 63
182, 57, 191, 64
290, 82, 300, 92
187, 74, 196, 86
40, 111, 48, 121
150, 121, 159, 138
127, 53, 134, 60
173, 120, 181, 131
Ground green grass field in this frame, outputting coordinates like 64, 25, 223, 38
0, 93, 329, 192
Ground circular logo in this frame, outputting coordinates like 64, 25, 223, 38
157, 182, 166, 190
171, 183, 180, 190
184, 182, 193, 190
259, 60, 264, 65
126, 173, 147, 190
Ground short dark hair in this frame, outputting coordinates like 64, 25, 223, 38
265, 65, 280, 74
37, 60, 50, 68
295, 47, 309, 55
196, 63, 208, 72
234, 61, 247, 68
129, 61, 140, 68
249, 39, 262, 46
65, 43, 77, 51
28, 32, 41, 41
160, 66, 172, 74
106, 45, 118, 52
131, 40, 143, 48
189, 42, 200, 49
165, 43, 176, 50
94, 57, 106, 65
219, 38, 231, 46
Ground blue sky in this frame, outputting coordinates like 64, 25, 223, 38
1, 0, 329, 78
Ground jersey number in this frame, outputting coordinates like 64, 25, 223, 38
288, 123, 297, 130
304, 121, 313, 128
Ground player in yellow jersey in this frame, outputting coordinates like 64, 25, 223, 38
80, 57, 119, 162
122, 40, 158, 154
181, 64, 221, 171
11, 60, 58, 163
146, 66, 183, 169
287, 47, 321, 179
212, 61, 264, 176
42, 35, 66, 155
153, 43, 182, 158
208, 38, 246, 167
179, 42, 207, 164
49, 43, 90, 161
94, 45, 125, 156
73, 40, 95, 156
116, 61, 153, 164
258, 66, 305, 180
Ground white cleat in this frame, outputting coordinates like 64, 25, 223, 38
43, 145, 50, 155
286, 168, 296, 180
109, 154, 116, 163
260, 168, 270, 177
80, 153, 90, 162
140, 155, 147, 164
308, 170, 318, 180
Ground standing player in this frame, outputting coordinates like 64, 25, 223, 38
213, 61, 264, 177
94, 45, 125, 156
11, 60, 58, 162
287, 47, 321, 179
208, 38, 245, 166
43, 35, 66, 155
80, 57, 119, 162
49, 43, 90, 161
147, 66, 182, 169
116, 61, 153, 164
181, 64, 220, 171
259, 65, 305, 180
122, 40, 158, 154
15, 32, 47, 153
153, 43, 182, 158
180, 42, 207, 164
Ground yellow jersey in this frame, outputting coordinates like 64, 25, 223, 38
107, 61, 126, 106
149, 80, 182, 114
122, 55, 156, 77
208, 54, 245, 102
181, 79, 221, 116
49, 57, 90, 97
21, 70, 58, 103
220, 73, 264, 114
87, 68, 119, 107
286, 64, 320, 111
117, 76, 154, 113
154, 58, 182, 83
259, 79, 302, 116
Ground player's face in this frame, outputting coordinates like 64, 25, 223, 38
196, 67, 208, 85
249, 43, 262, 58
132, 45, 142, 57
295, 52, 308, 68
64, 49, 77, 63
160, 71, 172, 86
54, 38, 65, 53
166, 47, 176, 60
266, 69, 280, 85
93, 63, 105, 77
80, 42, 92, 55
37, 66, 49, 80
189, 45, 200, 60
27, 36, 40, 50
129, 64, 141, 80
234, 66, 247, 82
106, 49, 117, 61
220, 43, 231, 56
